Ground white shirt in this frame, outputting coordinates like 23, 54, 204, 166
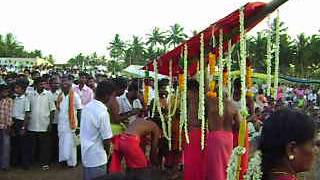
117, 93, 143, 123
80, 100, 113, 168
28, 90, 56, 132
51, 89, 61, 124
12, 94, 30, 121
58, 92, 82, 133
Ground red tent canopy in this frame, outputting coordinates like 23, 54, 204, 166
143, 2, 278, 77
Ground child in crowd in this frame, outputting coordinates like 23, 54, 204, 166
11, 79, 30, 169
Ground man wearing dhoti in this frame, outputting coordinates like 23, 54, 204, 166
57, 75, 82, 167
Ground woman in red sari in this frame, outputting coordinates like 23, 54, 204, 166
259, 109, 318, 180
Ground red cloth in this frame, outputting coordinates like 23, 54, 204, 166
207, 131, 233, 180
109, 133, 148, 174
233, 127, 250, 180
143, 2, 270, 77
183, 128, 207, 180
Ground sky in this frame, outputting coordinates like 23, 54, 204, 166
0, 0, 319, 63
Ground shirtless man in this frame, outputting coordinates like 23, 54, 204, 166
109, 118, 161, 176
207, 94, 240, 180
183, 79, 207, 180
107, 78, 140, 135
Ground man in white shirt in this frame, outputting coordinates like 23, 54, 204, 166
81, 80, 114, 180
58, 75, 82, 168
26, 77, 56, 170
117, 81, 143, 124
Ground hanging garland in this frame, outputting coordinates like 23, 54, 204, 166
218, 29, 224, 117
246, 61, 254, 97
227, 40, 233, 97
178, 73, 184, 150
244, 151, 263, 180
266, 16, 272, 97
143, 71, 150, 107
235, 6, 249, 180
183, 44, 190, 144
274, 10, 280, 100
199, 33, 206, 150
207, 26, 217, 98
153, 59, 169, 139
168, 59, 173, 150
227, 146, 246, 180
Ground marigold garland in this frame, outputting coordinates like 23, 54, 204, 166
207, 27, 217, 98
178, 73, 184, 151
199, 33, 206, 150
143, 71, 150, 107
274, 10, 280, 100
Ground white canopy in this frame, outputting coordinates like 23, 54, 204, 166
122, 65, 168, 79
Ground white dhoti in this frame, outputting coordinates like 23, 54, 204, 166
59, 132, 77, 167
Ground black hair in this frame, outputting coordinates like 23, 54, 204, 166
128, 81, 139, 92
234, 78, 241, 89
187, 79, 199, 91
95, 80, 115, 100
113, 77, 127, 90
15, 78, 29, 90
258, 88, 264, 95
259, 109, 315, 180
79, 72, 88, 77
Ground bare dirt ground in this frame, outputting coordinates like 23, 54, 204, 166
0, 165, 176, 180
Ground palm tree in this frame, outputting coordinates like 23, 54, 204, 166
108, 34, 126, 62
167, 23, 188, 48
125, 36, 146, 65
146, 27, 167, 50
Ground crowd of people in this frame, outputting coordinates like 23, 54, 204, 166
0, 68, 319, 180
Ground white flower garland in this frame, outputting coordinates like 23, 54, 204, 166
244, 151, 263, 180
153, 59, 169, 139
227, 146, 246, 180
240, 6, 247, 115
227, 40, 233, 98
199, 33, 206, 150
218, 29, 224, 117
179, 49, 184, 151
273, 10, 280, 100
168, 59, 173, 150
183, 44, 190, 144
266, 16, 272, 97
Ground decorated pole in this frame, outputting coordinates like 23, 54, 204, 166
199, 33, 206, 150
266, 16, 272, 97
273, 10, 280, 101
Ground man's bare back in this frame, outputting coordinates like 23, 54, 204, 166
207, 96, 240, 132
126, 118, 160, 137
